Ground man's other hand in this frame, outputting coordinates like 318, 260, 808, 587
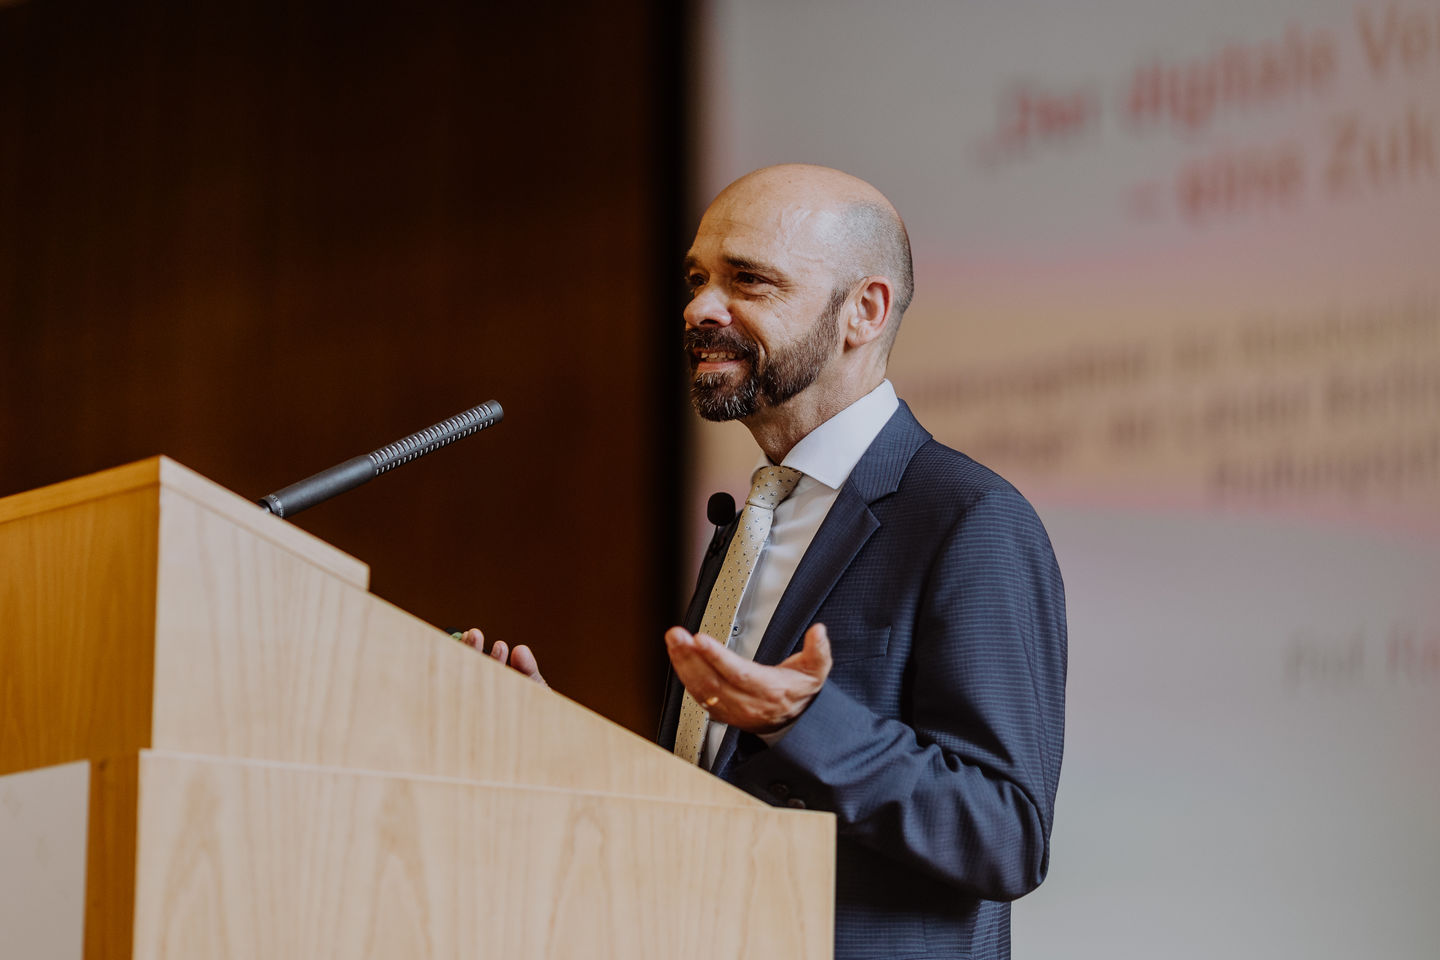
459, 628, 547, 687
664, 622, 832, 733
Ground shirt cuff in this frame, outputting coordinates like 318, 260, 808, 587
756, 720, 795, 746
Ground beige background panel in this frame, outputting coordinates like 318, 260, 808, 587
151, 483, 760, 808
0, 762, 90, 960
132, 751, 834, 960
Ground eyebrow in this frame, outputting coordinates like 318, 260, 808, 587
681, 253, 786, 279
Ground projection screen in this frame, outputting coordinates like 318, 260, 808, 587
687, 2, 1440, 956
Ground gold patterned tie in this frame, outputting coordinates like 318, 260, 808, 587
674, 465, 804, 766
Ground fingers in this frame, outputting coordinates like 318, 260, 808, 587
667, 622, 832, 733
458, 631, 549, 688
665, 629, 738, 714
667, 628, 774, 716
666, 627, 735, 671
665, 627, 728, 690
509, 645, 548, 687
691, 633, 764, 688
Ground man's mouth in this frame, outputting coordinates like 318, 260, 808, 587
690, 345, 754, 373
685, 329, 757, 374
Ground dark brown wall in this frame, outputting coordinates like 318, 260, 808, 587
0, 0, 686, 734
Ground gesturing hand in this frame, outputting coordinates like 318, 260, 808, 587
459, 628, 548, 687
665, 622, 832, 734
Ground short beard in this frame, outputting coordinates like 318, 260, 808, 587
686, 285, 847, 422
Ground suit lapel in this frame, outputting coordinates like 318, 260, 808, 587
710, 402, 931, 774
750, 485, 878, 670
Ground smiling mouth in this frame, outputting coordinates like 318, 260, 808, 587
684, 328, 756, 371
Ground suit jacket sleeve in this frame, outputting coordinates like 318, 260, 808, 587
723, 486, 1067, 902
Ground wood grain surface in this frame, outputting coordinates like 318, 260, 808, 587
0, 457, 364, 777
152, 476, 759, 808
0, 480, 158, 776
133, 751, 834, 960
157, 457, 369, 588
86, 755, 140, 960
3, 456, 835, 959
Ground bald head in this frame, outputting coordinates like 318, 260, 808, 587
683, 164, 913, 448
712, 165, 914, 333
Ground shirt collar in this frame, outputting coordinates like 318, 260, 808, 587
759, 380, 899, 491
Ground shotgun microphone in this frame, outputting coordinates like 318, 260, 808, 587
257, 399, 504, 518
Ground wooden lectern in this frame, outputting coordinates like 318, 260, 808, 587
0, 458, 834, 959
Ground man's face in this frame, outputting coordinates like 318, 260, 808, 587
681, 192, 848, 423
684, 287, 844, 422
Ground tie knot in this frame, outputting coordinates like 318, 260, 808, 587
746, 465, 803, 511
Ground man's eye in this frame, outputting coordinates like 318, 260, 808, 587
685, 273, 706, 292
735, 272, 761, 285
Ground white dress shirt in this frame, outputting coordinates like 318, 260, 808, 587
700, 379, 900, 768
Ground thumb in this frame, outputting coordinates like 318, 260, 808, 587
797, 623, 833, 679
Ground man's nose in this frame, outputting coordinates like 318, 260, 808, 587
684, 285, 732, 328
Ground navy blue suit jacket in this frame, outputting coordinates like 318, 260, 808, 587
659, 402, 1067, 960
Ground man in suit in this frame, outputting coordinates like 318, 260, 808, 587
658, 164, 1067, 960
476, 164, 1065, 960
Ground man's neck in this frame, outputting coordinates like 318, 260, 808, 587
742, 371, 885, 463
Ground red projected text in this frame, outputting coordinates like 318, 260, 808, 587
1126, 26, 1337, 134
975, 1, 1440, 226
1327, 105, 1437, 197
1357, 1, 1440, 78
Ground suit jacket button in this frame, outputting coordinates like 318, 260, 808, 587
785, 798, 807, 809
768, 781, 790, 800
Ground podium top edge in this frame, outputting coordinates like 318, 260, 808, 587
0, 456, 370, 589
0, 457, 164, 524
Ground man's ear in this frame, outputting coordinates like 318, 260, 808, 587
846, 276, 894, 348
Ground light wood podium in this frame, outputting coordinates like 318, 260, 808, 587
0, 457, 834, 960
